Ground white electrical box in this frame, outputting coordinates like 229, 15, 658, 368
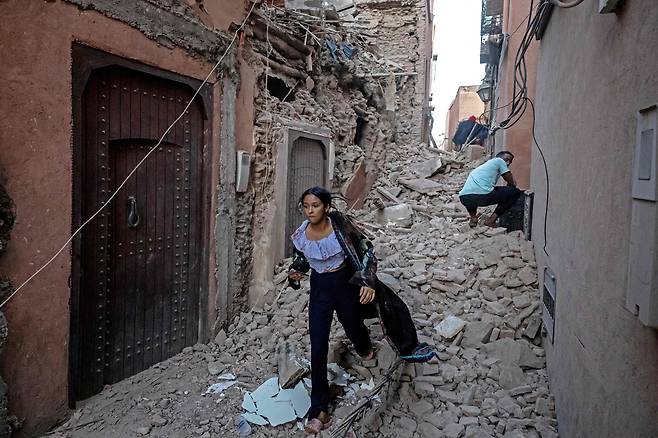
542, 267, 556, 343
599, 0, 623, 13
236, 151, 251, 193
627, 105, 658, 327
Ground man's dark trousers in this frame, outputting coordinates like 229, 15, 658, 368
459, 186, 522, 216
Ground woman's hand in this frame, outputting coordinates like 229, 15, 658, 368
288, 271, 303, 281
359, 286, 376, 304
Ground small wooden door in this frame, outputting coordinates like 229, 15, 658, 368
285, 137, 327, 256
74, 65, 206, 399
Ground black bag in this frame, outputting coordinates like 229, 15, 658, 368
373, 279, 419, 356
350, 271, 418, 356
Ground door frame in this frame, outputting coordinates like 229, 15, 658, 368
69, 43, 214, 405
273, 122, 334, 263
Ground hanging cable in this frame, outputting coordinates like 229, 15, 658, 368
0, 1, 259, 310
550, 0, 585, 8
525, 97, 550, 257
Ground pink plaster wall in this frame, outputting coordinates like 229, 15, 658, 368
0, 1, 227, 435
531, 1, 658, 436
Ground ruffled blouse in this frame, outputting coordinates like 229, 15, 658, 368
290, 220, 346, 273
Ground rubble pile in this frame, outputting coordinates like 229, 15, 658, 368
51, 141, 558, 438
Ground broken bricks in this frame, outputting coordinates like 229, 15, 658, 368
276, 342, 309, 389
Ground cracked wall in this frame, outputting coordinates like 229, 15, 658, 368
242, 0, 432, 308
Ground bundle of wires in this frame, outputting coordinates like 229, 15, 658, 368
488, 0, 555, 257
493, 0, 551, 132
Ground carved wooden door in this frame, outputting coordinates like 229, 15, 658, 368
75, 65, 205, 399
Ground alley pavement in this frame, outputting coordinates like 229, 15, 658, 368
50, 144, 558, 438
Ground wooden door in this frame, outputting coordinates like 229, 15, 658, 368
74, 65, 206, 399
285, 137, 327, 256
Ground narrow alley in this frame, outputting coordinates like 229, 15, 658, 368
49, 142, 555, 438
1, 1, 657, 438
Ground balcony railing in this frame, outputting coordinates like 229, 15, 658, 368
480, 0, 503, 64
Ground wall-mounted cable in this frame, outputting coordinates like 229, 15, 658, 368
487, 0, 554, 258
550, 0, 585, 8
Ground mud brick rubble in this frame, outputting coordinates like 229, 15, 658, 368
50, 141, 558, 438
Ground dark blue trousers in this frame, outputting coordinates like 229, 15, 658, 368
459, 186, 522, 216
307, 267, 372, 419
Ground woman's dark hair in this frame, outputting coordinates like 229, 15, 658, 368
299, 186, 332, 209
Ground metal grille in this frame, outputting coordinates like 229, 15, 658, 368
285, 137, 327, 256
481, 0, 504, 64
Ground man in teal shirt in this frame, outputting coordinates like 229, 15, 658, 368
459, 151, 521, 228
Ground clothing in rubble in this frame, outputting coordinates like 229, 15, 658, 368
452, 118, 488, 146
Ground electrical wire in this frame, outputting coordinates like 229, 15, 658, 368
495, 0, 550, 132
508, 0, 543, 37
487, 0, 554, 258
526, 97, 550, 257
330, 359, 403, 437
0, 1, 259, 310
550, 0, 585, 7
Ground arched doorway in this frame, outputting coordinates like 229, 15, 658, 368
285, 137, 328, 256
72, 59, 209, 400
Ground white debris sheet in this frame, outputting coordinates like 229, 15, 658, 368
203, 373, 240, 395
203, 380, 237, 395
242, 376, 312, 427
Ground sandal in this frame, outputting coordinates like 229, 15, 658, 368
469, 217, 478, 228
305, 412, 332, 435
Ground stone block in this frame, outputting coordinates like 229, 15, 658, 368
434, 315, 467, 339
461, 321, 494, 348
377, 203, 414, 227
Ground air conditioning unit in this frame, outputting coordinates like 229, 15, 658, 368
236, 151, 251, 193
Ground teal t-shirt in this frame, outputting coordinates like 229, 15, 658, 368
459, 157, 510, 196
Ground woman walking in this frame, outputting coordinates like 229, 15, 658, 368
288, 187, 435, 434
288, 187, 376, 434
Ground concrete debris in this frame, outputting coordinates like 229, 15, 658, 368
461, 321, 494, 348
376, 203, 414, 227
398, 177, 442, 194
50, 34, 556, 438
411, 157, 444, 178
434, 315, 467, 339
377, 187, 403, 203
377, 272, 402, 293
276, 342, 310, 389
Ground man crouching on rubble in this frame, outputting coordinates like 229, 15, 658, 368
459, 151, 522, 228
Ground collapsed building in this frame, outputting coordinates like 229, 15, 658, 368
0, 0, 434, 435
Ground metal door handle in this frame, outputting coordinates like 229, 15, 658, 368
127, 196, 140, 228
